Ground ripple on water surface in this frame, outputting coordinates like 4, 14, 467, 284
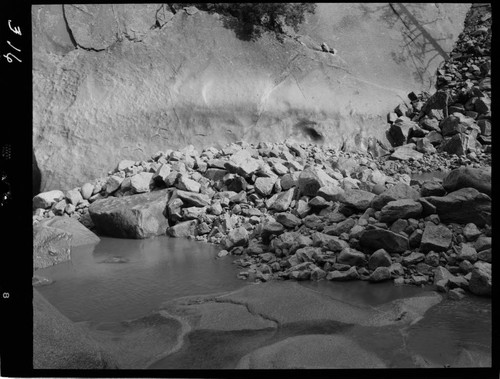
36, 236, 248, 323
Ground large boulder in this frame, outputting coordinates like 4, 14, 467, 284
34, 290, 117, 369
33, 190, 65, 209
359, 227, 409, 254
33, 225, 72, 270
425, 188, 491, 227
338, 189, 376, 213
89, 189, 170, 238
39, 216, 99, 246
442, 167, 491, 196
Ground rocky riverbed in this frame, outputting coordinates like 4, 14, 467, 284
33, 136, 492, 299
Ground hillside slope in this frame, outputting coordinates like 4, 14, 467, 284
32, 4, 469, 192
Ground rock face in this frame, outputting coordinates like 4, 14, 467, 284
33, 225, 72, 270
39, 216, 100, 246
425, 188, 491, 227
34, 290, 117, 369
32, 4, 469, 191
89, 189, 170, 238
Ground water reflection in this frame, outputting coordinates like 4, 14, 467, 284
36, 236, 247, 323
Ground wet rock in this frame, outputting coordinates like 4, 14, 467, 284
425, 188, 491, 227
33, 290, 117, 369
89, 189, 170, 238
327, 267, 359, 281
298, 167, 338, 196
368, 249, 392, 270
359, 228, 409, 254
420, 223, 452, 253
468, 261, 491, 296
379, 199, 422, 224
33, 225, 72, 270
442, 167, 491, 195
337, 248, 367, 266
166, 220, 197, 238
33, 190, 65, 209
369, 267, 392, 282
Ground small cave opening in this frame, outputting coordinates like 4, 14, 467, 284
295, 120, 325, 142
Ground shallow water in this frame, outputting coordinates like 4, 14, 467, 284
36, 236, 491, 369
36, 236, 247, 323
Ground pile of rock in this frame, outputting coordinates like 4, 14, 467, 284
32, 140, 491, 297
386, 4, 491, 158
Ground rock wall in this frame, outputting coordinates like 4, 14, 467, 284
32, 4, 469, 192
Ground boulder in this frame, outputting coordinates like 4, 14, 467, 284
275, 213, 302, 228
261, 222, 285, 243
226, 227, 249, 249
371, 183, 420, 210
359, 228, 409, 254
468, 261, 491, 296
298, 167, 338, 196
379, 199, 422, 223
420, 181, 446, 197
369, 267, 392, 282
389, 118, 415, 146
438, 133, 469, 156
337, 248, 367, 267
368, 249, 392, 270
65, 189, 83, 205
34, 290, 117, 369
440, 115, 468, 136
425, 188, 491, 227
33, 225, 72, 270
422, 90, 449, 116
176, 174, 201, 193
225, 150, 260, 177
254, 177, 276, 197
420, 222, 452, 253
327, 267, 360, 281
456, 243, 477, 263
317, 185, 345, 202
269, 188, 295, 212
89, 189, 170, 238
166, 219, 197, 238
129, 172, 154, 193
175, 190, 211, 207
80, 183, 95, 200
442, 167, 491, 195
39, 216, 100, 247
416, 137, 437, 154
104, 175, 124, 194
339, 189, 376, 212
462, 223, 481, 241
33, 190, 65, 209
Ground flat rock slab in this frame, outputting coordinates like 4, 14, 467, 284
236, 334, 387, 369
89, 189, 171, 238
33, 225, 72, 270
33, 290, 117, 369
214, 281, 373, 326
39, 216, 100, 247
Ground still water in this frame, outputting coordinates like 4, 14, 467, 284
36, 236, 491, 368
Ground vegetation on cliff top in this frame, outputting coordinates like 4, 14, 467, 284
171, 3, 317, 40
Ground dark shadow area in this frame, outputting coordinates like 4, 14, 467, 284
294, 120, 325, 142
33, 148, 42, 197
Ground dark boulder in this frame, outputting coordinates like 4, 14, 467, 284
442, 167, 491, 195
